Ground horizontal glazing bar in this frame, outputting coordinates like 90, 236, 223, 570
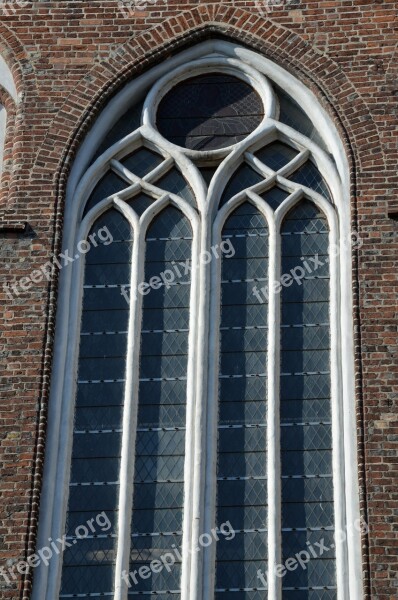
126, 591, 181, 596
218, 423, 266, 429
69, 482, 119, 487
215, 588, 267, 593
220, 325, 268, 331
280, 371, 330, 376
60, 594, 114, 598
219, 374, 267, 379
221, 278, 268, 283
78, 379, 126, 384
281, 527, 334, 531
65, 534, 116, 540
147, 237, 193, 242
281, 474, 332, 479
74, 426, 186, 435
139, 377, 188, 382
281, 421, 331, 427
80, 331, 128, 335
282, 587, 337, 591
83, 284, 130, 290
281, 231, 328, 236
134, 479, 185, 484
130, 531, 183, 538
217, 476, 267, 481
222, 232, 268, 238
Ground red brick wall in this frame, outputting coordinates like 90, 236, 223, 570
0, 1, 396, 599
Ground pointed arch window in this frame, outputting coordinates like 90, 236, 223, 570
33, 41, 363, 600
0, 103, 6, 175
0, 55, 18, 179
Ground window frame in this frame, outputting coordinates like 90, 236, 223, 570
32, 40, 363, 600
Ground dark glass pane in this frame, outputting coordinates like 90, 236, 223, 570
60, 210, 132, 597
199, 166, 218, 187
68, 485, 118, 513
223, 203, 268, 235
290, 161, 331, 200
220, 163, 264, 207
92, 208, 134, 241
281, 373, 330, 401
61, 565, 114, 596
215, 203, 268, 597
217, 558, 268, 590
282, 592, 336, 600
255, 141, 298, 171
157, 74, 264, 151
129, 207, 192, 595
280, 201, 336, 598
121, 147, 163, 177
281, 399, 330, 423
277, 86, 329, 154
156, 168, 196, 207
92, 99, 144, 162
84, 171, 127, 216
260, 186, 290, 210
282, 501, 334, 529
75, 405, 123, 431
65, 510, 118, 537
282, 530, 335, 558
76, 381, 126, 407
127, 192, 156, 217
283, 557, 336, 588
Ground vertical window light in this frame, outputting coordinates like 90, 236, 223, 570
129, 208, 192, 598
280, 201, 335, 598
215, 203, 268, 599
60, 210, 133, 597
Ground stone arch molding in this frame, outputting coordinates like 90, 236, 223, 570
0, 20, 29, 98
0, 26, 30, 209
32, 39, 364, 600
0, 53, 17, 178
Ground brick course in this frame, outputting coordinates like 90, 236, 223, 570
0, 1, 397, 599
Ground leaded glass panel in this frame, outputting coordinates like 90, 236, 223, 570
215, 203, 268, 597
157, 74, 264, 151
255, 141, 298, 171
220, 164, 264, 206
289, 161, 331, 200
84, 171, 128, 216
280, 201, 336, 600
129, 207, 192, 596
60, 209, 132, 597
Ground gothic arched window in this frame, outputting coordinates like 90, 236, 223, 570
32, 41, 363, 600
0, 103, 6, 175
0, 55, 18, 178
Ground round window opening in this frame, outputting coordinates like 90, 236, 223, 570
156, 73, 264, 152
